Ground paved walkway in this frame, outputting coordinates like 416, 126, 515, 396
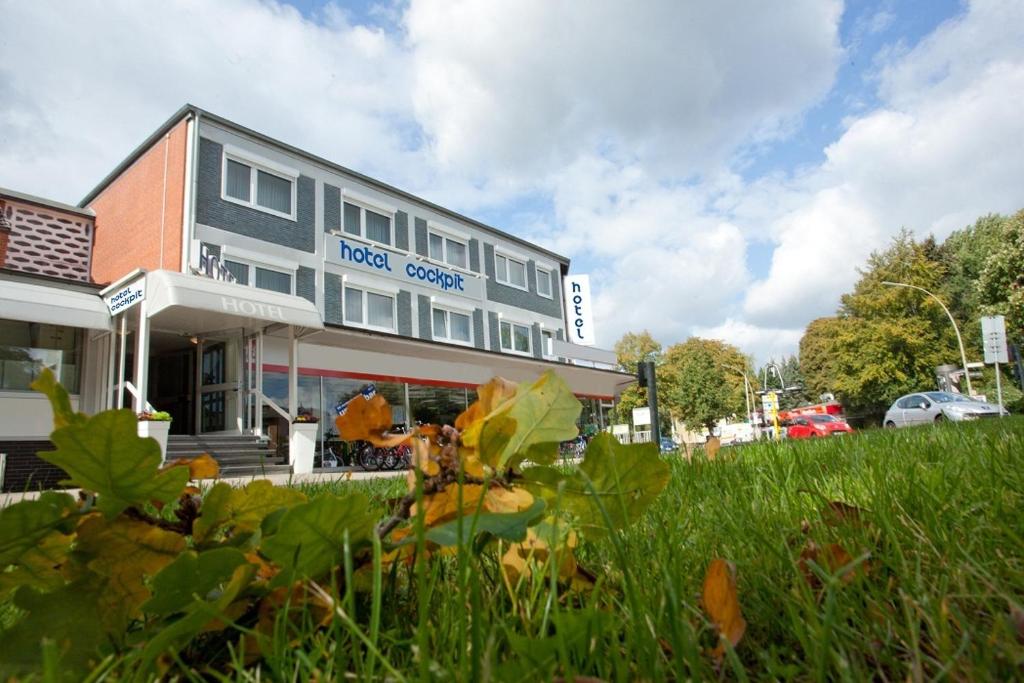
0, 467, 406, 506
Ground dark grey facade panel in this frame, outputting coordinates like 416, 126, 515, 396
324, 272, 342, 324
488, 311, 501, 352
531, 323, 543, 359
414, 218, 428, 257
473, 309, 485, 349
324, 183, 341, 233
397, 291, 412, 337
482, 243, 563, 317
469, 238, 480, 273
396, 211, 409, 251
296, 266, 316, 304
196, 138, 315, 253
417, 294, 432, 341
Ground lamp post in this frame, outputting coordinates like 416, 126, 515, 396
724, 365, 757, 438
881, 281, 972, 396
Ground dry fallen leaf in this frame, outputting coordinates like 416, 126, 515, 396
799, 541, 868, 588
335, 390, 411, 447
822, 501, 868, 527
161, 453, 220, 480
702, 558, 747, 659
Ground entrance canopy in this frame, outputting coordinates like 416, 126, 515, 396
0, 275, 111, 330
145, 270, 323, 335
271, 326, 633, 400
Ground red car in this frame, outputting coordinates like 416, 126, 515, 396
785, 414, 854, 438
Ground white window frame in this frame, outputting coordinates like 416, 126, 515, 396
431, 303, 474, 347
220, 257, 295, 296
342, 281, 397, 333
427, 222, 471, 271
540, 328, 557, 359
535, 265, 554, 299
341, 190, 396, 248
494, 248, 529, 292
220, 145, 298, 221
499, 318, 533, 356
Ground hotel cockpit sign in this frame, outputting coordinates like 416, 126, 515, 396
325, 234, 483, 299
563, 274, 595, 346
104, 277, 146, 315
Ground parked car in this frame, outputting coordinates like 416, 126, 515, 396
784, 414, 853, 438
883, 391, 1008, 427
659, 436, 677, 453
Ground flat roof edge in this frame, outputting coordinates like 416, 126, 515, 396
1, 186, 95, 218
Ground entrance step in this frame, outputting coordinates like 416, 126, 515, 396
166, 435, 290, 479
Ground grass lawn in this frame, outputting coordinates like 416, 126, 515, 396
240, 417, 1024, 681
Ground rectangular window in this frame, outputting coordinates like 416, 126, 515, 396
225, 160, 251, 202
343, 286, 395, 331
432, 307, 472, 344
536, 267, 552, 298
223, 259, 249, 286
495, 251, 528, 289
429, 230, 469, 269
222, 152, 296, 220
254, 267, 292, 294
0, 319, 82, 393
499, 320, 531, 354
342, 201, 392, 246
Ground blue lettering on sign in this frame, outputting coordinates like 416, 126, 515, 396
339, 239, 392, 272
404, 263, 465, 292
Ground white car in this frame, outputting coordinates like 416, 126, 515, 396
883, 391, 1008, 427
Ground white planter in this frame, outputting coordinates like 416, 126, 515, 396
138, 420, 171, 462
289, 422, 319, 474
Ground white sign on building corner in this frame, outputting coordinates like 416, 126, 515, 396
981, 315, 1008, 364
563, 274, 596, 346
104, 277, 146, 315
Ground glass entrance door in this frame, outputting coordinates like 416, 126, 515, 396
200, 342, 227, 432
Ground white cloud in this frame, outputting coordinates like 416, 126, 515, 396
692, 319, 804, 366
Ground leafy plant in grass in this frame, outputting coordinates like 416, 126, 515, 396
0, 369, 670, 678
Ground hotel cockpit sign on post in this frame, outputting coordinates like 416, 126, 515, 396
563, 274, 595, 346
104, 277, 146, 315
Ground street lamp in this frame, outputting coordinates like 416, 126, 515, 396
881, 281, 972, 396
723, 364, 758, 437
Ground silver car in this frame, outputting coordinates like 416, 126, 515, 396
883, 391, 1008, 427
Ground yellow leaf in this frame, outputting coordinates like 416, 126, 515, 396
162, 453, 220, 480
410, 437, 440, 477
484, 486, 534, 514
334, 390, 410, 448
702, 558, 747, 659
457, 377, 519, 446
411, 484, 484, 526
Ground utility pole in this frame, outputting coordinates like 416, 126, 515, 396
637, 360, 660, 446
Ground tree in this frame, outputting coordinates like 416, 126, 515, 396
940, 213, 1008, 330
610, 331, 662, 425
659, 338, 749, 434
800, 317, 846, 399
978, 209, 1024, 342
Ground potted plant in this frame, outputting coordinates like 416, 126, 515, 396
289, 413, 319, 475
137, 411, 172, 461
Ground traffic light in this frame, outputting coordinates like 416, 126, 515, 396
637, 361, 649, 388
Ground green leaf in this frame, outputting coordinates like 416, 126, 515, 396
31, 367, 86, 430
521, 433, 670, 536
479, 370, 582, 469
0, 530, 75, 598
193, 480, 307, 543
0, 491, 77, 565
0, 578, 108, 678
142, 547, 249, 615
260, 492, 375, 583
38, 409, 189, 517
392, 498, 546, 548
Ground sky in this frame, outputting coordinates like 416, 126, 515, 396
2, 0, 1023, 364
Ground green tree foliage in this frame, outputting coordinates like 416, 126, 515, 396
611, 330, 662, 424
940, 213, 1008, 331
660, 338, 749, 433
978, 209, 1024, 340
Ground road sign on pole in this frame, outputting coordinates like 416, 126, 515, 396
981, 316, 1007, 416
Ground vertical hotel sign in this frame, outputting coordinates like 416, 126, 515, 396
563, 274, 595, 346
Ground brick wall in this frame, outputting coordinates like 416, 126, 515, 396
89, 118, 189, 284
1, 441, 69, 492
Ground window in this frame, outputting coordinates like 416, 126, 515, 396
495, 252, 527, 289
223, 259, 293, 295
499, 320, 532, 355
541, 329, 555, 357
0, 319, 82, 392
221, 151, 297, 220
536, 266, 553, 298
432, 307, 472, 345
343, 285, 395, 331
429, 231, 469, 269
343, 201, 393, 246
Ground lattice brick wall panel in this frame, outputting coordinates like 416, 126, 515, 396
3, 200, 93, 282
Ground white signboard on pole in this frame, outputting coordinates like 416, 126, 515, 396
104, 277, 146, 315
632, 406, 651, 426
981, 315, 1008, 364
563, 274, 596, 346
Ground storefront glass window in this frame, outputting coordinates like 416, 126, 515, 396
0, 319, 82, 393
408, 383, 468, 427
